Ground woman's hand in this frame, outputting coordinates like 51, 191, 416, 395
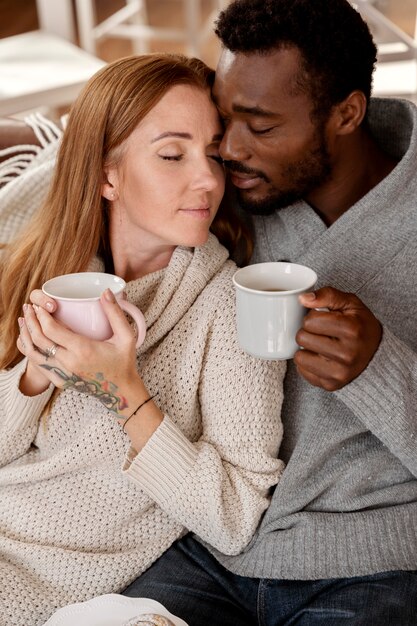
15, 289, 59, 396
29, 288, 57, 313
17, 289, 148, 417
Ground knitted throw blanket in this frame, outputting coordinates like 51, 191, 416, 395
0, 113, 62, 246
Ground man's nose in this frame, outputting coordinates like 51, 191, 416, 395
220, 124, 250, 162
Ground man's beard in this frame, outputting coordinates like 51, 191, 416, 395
226, 126, 332, 216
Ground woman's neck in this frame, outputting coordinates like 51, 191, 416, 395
111, 239, 175, 281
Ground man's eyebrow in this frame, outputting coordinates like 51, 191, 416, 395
212, 95, 277, 118
232, 104, 276, 117
151, 131, 223, 143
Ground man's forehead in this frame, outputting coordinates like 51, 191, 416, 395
215, 49, 264, 88
214, 47, 303, 105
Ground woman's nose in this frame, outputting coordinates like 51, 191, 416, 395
191, 160, 222, 192
220, 123, 250, 163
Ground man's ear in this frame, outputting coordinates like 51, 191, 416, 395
101, 167, 119, 201
330, 90, 367, 136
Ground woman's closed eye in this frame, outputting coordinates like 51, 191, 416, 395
159, 153, 183, 161
158, 153, 223, 165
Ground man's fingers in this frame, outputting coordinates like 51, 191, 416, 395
299, 287, 363, 312
300, 310, 363, 343
295, 288, 382, 390
294, 350, 349, 391
296, 330, 355, 364
293, 357, 327, 389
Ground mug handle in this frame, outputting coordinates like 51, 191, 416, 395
118, 300, 147, 348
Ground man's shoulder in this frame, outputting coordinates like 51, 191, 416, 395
368, 97, 417, 160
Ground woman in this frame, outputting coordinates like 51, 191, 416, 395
0, 54, 285, 626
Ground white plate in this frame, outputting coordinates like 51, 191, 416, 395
42, 594, 189, 626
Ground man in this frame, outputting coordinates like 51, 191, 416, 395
1, 1, 416, 623
122, 1, 417, 624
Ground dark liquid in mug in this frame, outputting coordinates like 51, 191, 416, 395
262, 288, 286, 292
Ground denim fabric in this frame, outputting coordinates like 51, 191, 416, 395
123, 535, 417, 626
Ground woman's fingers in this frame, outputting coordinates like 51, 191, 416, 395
28, 289, 136, 354
29, 289, 57, 312
100, 289, 137, 346
19, 294, 139, 409
17, 319, 33, 361
21, 306, 51, 357
31, 304, 81, 354
21, 305, 63, 368
17, 313, 71, 388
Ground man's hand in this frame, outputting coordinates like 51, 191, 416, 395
294, 287, 382, 391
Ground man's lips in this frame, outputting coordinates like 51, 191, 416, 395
229, 171, 263, 189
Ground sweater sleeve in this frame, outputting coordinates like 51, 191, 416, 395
123, 282, 286, 556
335, 326, 417, 477
0, 358, 54, 465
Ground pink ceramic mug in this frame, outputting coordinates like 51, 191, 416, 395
42, 272, 146, 347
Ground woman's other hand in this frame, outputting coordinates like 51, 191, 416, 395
16, 289, 58, 396
17, 289, 145, 415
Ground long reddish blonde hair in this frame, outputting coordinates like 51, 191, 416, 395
0, 53, 252, 370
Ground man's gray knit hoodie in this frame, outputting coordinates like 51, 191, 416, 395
204, 97, 417, 580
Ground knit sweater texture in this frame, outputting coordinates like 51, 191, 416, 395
0, 234, 285, 626
207, 97, 417, 580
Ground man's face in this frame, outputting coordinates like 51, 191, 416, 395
213, 47, 333, 215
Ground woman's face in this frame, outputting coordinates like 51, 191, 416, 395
104, 84, 225, 254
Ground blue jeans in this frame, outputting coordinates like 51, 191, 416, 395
123, 535, 417, 625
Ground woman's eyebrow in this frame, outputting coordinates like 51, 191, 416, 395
151, 132, 223, 143
151, 131, 192, 143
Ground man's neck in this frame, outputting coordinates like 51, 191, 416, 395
306, 128, 398, 226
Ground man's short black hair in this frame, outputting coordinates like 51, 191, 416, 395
215, 0, 377, 115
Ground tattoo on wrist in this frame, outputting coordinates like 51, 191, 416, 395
40, 365, 128, 413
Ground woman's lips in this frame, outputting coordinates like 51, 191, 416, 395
230, 172, 263, 189
179, 206, 211, 219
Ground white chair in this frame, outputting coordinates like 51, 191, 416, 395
74, 0, 229, 57
35, 0, 77, 42
0, 0, 105, 118
0, 32, 105, 117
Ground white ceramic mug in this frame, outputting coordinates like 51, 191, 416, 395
42, 272, 146, 347
233, 262, 318, 360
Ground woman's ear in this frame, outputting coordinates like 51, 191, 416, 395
101, 168, 119, 201
331, 90, 368, 137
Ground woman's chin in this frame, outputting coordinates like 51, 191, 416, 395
181, 231, 210, 248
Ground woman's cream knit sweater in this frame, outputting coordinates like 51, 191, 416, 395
0, 234, 285, 626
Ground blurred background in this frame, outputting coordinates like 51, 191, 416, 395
0, 0, 417, 119
0, 0, 224, 65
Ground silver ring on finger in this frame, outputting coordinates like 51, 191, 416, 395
45, 343, 59, 361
